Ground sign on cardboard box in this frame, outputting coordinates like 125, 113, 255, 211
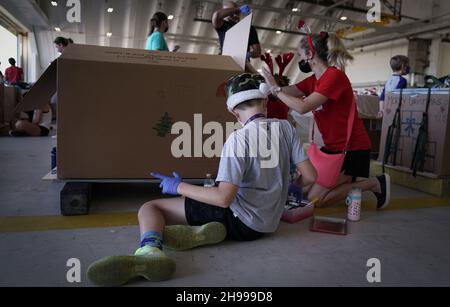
378, 89, 450, 176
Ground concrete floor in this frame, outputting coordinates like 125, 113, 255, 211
1, 132, 450, 287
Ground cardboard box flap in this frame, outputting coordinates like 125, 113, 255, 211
222, 13, 252, 71
15, 61, 57, 112
60, 44, 242, 71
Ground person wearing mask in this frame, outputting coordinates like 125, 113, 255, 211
4, 58, 24, 85
145, 12, 170, 51
261, 32, 391, 211
213, 1, 261, 71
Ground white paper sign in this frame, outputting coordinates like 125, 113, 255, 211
222, 14, 253, 71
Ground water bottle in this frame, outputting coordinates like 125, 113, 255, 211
347, 187, 362, 222
204, 173, 215, 188
51, 147, 57, 174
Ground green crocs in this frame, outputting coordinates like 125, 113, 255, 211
163, 222, 227, 251
87, 246, 176, 287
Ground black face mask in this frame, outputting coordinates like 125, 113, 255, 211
299, 60, 312, 73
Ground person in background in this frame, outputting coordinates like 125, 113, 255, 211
261, 32, 391, 210
213, 1, 261, 72
4, 58, 24, 85
145, 12, 170, 51
378, 55, 410, 118
9, 104, 52, 137
54, 37, 72, 54
51, 37, 73, 119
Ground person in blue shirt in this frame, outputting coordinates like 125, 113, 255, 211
378, 55, 410, 118
145, 12, 170, 51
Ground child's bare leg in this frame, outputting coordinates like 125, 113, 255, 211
138, 197, 187, 236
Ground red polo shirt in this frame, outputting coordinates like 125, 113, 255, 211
5, 66, 23, 84
296, 67, 371, 152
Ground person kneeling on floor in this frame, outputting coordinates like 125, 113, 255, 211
87, 73, 317, 287
9, 104, 52, 137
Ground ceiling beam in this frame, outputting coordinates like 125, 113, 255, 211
298, 0, 419, 20
317, 0, 352, 14
165, 33, 297, 52
347, 18, 450, 49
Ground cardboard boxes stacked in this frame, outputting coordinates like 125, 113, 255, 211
16, 15, 253, 180
377, 89, 450, 185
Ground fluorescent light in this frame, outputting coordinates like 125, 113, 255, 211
106, 32, 112, 37
340, 16, 348, 21
276, 30, 282, 34
168, 15, 174, 20
107, 8, 114, 13
51, 1, 58, 7
266, 49, 272, 53
55, 27, 61, 32
292, 8, 298, 12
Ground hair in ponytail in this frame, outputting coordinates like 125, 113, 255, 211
299, 32, 353, 72
149, 12, 168, 36
326, 33, 353, 72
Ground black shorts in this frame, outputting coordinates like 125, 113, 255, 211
39, 126, 50, 137
320, 148, 371, 182
185, 197, 264, 242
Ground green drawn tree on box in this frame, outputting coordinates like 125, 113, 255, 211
153, 112, 174, 137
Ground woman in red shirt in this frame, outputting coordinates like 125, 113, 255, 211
262, 33, 390, 209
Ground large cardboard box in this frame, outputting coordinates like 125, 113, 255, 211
16, 16, 252, 180
378, 89, 450, 177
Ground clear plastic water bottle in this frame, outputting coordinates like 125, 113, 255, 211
204, 173, 215, 188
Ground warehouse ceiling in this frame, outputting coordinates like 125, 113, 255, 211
1, 0, 450, 80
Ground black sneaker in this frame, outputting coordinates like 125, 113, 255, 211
373, 174, 391, 210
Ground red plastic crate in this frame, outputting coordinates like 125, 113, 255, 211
282, 201, 315, 224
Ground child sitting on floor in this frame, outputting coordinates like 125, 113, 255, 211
87, 73, 317, 286
9, 104, 52, 137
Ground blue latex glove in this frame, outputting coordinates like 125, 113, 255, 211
246, 51, 252, 61
151, 172, 182, 195
240, 5, 251, 15
287, 183, 303, 204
